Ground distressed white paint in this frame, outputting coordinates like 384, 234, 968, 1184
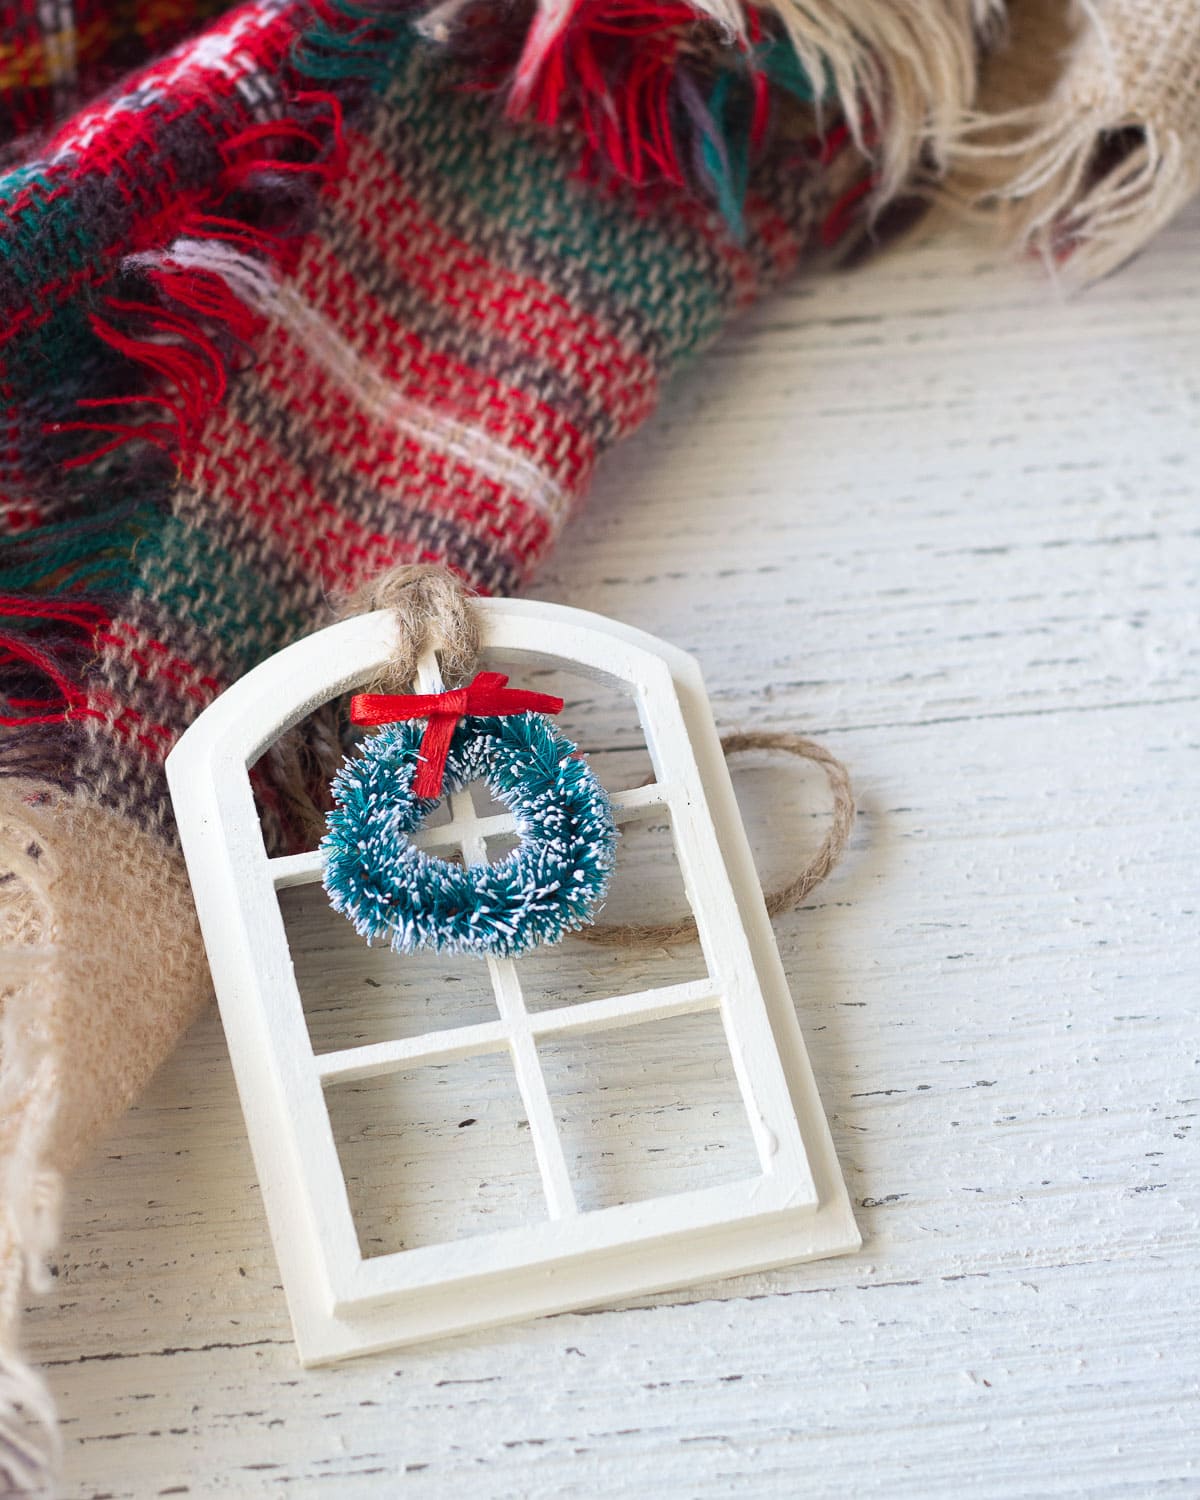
22, 207, 1200, 1497
165, 606, 856, 1363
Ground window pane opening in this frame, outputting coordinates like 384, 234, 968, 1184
475, 654, 656, 796
459, 778, 510, 823
539, 1011, 760, 1212
280, 881, 498, 1054
325, 1052, 544, 1256
516, 804, 709, 1013
249, 698, 471, 859
413, 796, 454, 831
486, 830, 521, 863
247, 698, 351, 858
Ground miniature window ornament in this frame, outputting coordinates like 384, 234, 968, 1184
166, 584, 861, 1366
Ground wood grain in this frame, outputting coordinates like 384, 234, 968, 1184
23, 206, 1200, 1498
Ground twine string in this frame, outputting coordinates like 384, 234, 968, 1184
577, 729, 855, 947
270, 566, 483, 848
340, 563, 480, 691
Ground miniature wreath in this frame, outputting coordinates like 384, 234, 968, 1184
321, 687, 617, 958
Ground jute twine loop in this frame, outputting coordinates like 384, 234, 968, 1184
721, 730, 856, 912
268, 567, 482, 849
578, 730, 855, 948
342, 563, 480, 691
341, 564, 854, 941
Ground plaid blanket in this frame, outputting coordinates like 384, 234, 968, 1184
0, 0, 871, 834
0, 0, 237, 146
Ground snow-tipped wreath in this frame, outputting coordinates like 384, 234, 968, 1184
322, 713, 618, 958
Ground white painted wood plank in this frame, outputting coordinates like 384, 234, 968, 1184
21, 204, 1200, 1497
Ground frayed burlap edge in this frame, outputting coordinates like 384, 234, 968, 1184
0, 796, 61, 1497
0, 566, 484, 1492
0, 785, 211, 1496
950, 0, 1200, 284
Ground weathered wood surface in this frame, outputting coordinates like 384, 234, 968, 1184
24, 206, 1200, 1498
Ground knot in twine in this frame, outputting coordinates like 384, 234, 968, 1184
352, 564, 855, 943
341, 563, 480, 692
265, 567, 481, 849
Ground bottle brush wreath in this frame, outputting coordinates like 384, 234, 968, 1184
321, 672, 618, 958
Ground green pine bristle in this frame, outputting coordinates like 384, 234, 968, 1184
321, 713, 618, 959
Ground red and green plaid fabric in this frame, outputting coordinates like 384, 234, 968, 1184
0, 0, 237, 148
0, 0, 870, 846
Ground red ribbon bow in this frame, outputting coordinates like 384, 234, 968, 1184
350, 670, 565, 799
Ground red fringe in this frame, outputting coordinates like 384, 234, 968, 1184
0, 595, 110, 728
501, 0, 762, 194
7, 94, 349, 758
820, 174, 875, 248
47, 93, 347, 471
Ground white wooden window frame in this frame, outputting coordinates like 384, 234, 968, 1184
167, 600, 859, 1365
